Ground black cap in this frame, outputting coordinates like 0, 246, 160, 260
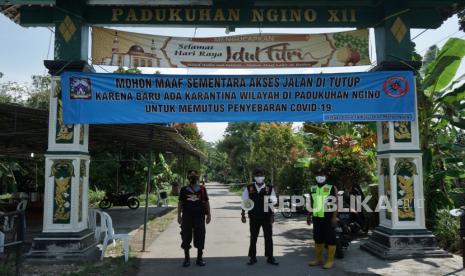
187, 170, 199, 176
310, 162, 325, 174
253, 167, 265, 176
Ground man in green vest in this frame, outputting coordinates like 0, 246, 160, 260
306, 162, 338, 269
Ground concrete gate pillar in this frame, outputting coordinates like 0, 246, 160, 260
360, 1, 449, 259
362, 89, 448, 258
29, 0, 97, 259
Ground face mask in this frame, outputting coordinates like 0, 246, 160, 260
188, 176, 198, 185
315, 176, 326, 184
254, 176, 265, 184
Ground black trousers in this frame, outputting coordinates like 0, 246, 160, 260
313, 216, 336, 245
248, 217, 273, 258
181, 214, 206, 250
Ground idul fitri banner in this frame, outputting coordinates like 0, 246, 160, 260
91, 27, 370, 68
60, 71, 415, 124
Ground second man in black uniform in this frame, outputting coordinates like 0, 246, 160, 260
241, 167, 279, 265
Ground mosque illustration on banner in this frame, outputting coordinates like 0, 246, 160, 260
101, 31, 162, 68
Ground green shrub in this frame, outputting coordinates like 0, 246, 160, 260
277, 164, 310, 195
434, 209, 462, 253
138, 193, 179, 206
88, 188, 106, 207
138, 193, 158, 206
228, 183, 244, 195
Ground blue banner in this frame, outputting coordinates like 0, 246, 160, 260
61, 71, 415, 124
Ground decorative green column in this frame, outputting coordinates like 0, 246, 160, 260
361, 1, 449, 259
29, 0, 97, 259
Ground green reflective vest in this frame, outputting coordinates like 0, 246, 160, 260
310, 184, 332, 218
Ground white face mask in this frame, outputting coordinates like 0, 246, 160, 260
315, 176, 326, 184
254, 176, 265, 184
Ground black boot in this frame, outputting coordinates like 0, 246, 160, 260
196, 249, 206, 266
182, 249, 190, 267
267, 257, 279, 265
247, 256, 257, 265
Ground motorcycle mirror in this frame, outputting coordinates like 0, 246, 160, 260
450, 208, 465, 217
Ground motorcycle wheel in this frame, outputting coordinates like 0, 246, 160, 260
281, 209, 293, 218
335, 238, 344, 259
127, 197, 140, 209
99, 199, 112, 209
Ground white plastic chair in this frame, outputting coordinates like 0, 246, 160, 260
88, 208, 96, 230
16, 199, 28, 230
0, 231, 4, 253
88, 209, 106, 242
3, 200, 28, 232
100, 211, 129, 262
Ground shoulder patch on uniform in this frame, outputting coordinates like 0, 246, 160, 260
248, 185, 255, 193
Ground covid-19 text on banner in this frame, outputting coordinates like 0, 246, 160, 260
61, 71, 415, 124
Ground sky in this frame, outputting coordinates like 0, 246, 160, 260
1, 14, 464, 142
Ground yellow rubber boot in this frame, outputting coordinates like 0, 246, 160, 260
308, 243, 324, 266
323, 245, 336, 269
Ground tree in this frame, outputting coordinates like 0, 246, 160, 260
0, 81, 27, 104
250, 123, 307, 189
459, 8, 465, 32
113, 67, 142, 74
25, 75, 51, 109
205, 142, 229, 182
417, 38, 465, 226
217, 122, 259, 182
302, 122, 377, 190
0, 75, 50, 108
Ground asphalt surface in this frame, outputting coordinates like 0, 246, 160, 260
137, 182, 346, 276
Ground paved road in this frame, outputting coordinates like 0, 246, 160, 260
137, 182, 346, 276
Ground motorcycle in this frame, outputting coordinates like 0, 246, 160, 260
280, 194, 311, 218
334, 189, 366, 258
99, 191, 140, 209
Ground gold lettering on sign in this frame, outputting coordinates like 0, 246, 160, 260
141, 9, 153, 21
280, 9, 288, 22
328, 10, 339, 22
252, 9, 264, 22
328, 9, 357, 23
267, 9, 278, 22
155, 9, 166, 21
213, 9, 225, 21
304, 9, 317, 22
169, 8, 182, 21
252, 8, 316, 23
350, 9, 357, 22
228, 9, 240, 21
199, 9, 211, 21
341, 9, 348, 22
185, 9, 195, 21
126, 8, 138, 22
290, 9, 301, 22
108, 7, 358, 24
112, 8, 123, 22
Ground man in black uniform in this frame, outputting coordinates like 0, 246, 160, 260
178, 170, 211, 267
306, 162, 338, 269
241, 167, 279, 265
